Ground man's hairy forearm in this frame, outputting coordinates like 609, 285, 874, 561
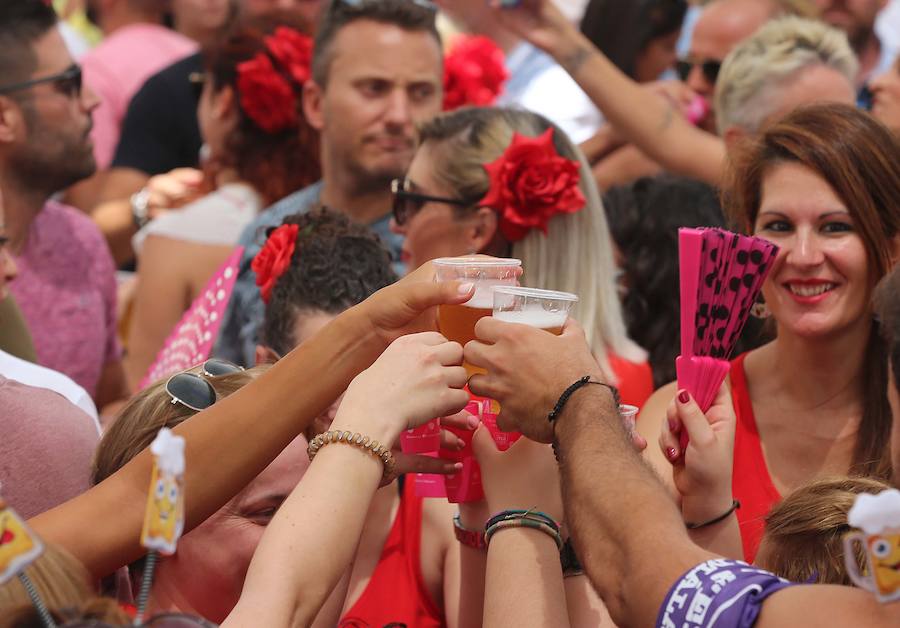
554, 387, 711, 625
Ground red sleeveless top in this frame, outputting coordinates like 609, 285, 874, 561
339, 480, 443, 628
730, 353, 781, 563
608, 353, 654, 408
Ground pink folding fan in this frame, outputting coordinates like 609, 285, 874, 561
139, 247, 244, 390
677, 228, 778, 448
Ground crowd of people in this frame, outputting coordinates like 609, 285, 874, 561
1, 0, 900, 626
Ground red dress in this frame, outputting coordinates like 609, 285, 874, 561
730, 353, 781, 563
339, 480, 443, 628
608, 353, 654, 408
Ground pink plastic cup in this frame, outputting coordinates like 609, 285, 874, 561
399, 418, 441, 454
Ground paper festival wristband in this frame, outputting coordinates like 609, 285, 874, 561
486, 509, 561, 533
307, 430, 397, 481
485, 518, 564, 551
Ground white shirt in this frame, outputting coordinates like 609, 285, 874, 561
133, 183, 262, 254
0, 348, 100, 433
498, 43, 603, 144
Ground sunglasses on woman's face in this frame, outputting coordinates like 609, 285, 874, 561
164, 359, 243, 412
63, 613, 218, 627
675, 57, 722, 85
390, 177, 469, 226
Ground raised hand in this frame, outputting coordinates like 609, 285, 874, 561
659, 384, 736, 522
465, 318, 603, 443
332, 332, 470, 446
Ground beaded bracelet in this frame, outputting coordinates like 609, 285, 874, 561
485, 517, 564, 551
307, 430, 396, 482
486, 509, 560, 534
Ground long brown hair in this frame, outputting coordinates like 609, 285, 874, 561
725, 103, 900, 478
203, 13, 321, 205
758, 476, 891, 585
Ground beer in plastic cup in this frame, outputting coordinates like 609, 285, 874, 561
491, 287, 578, 334
433, 257, 522, 377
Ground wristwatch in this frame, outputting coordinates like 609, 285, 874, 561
130, 188, 152, 229
453, 514, 486, 550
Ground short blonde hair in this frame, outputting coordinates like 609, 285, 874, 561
418, 107, 646, 377
714, 16, 857, 134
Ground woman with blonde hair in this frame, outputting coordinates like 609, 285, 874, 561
92, 365, 309, 623
391, 106, 652, 405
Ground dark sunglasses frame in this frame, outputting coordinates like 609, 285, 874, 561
0, 64, 82, 98
164, 359, 243, 412
62, 612, 217, 627
332, 0, 436, 13
391, 177, 469, 226
675, 58, 721, 85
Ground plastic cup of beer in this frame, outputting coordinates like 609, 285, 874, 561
433, 257, 522, 376
491, 287, 579, 334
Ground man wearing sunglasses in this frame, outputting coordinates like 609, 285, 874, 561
216, 0, 444, 367
0, 1, 130, 413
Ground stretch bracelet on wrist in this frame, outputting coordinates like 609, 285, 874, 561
453, 514, 487, 550
485, 517, 564, 551
486, 509, 560, 534
548, 376, 619, 424
307, 430, 396, 482
685, 500, 741, 530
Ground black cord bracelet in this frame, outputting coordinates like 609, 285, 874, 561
547, 376, 619, 424
685, 500, 741, 530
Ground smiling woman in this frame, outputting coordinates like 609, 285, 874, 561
638, 102, 900, 562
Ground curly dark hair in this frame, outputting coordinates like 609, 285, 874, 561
261, 207, 397, 357
604, 174, 730, 388
203, 12, 321, 205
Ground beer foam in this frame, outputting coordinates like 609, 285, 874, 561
464, 282, 512, 309
848, 489, 900, 535
493, 309, 567, 329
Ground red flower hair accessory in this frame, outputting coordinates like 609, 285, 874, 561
264, 27, 313, 85
236, 27, 312, 134
481, 129, 586, 242
443, 35, 508, 111
252, 223, 300, 303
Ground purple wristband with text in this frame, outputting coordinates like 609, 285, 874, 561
657, 559, 796, 628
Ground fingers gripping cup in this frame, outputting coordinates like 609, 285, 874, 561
433, 257, 522, 377
844, 489, 900, 603
492, 286, 578, 334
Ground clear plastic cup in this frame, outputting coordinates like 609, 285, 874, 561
432, 257, 522, 377
491, 287, 579, 334
619, 404, 639, 438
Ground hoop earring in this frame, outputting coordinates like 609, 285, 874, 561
750, 294, 770, 319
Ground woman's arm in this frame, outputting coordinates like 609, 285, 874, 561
30, 265, 476, 579
490, 0, 726, 185
225, 333, 470, 627
472, 429, 570, 628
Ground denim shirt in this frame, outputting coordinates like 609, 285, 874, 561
213, 181, 404, 366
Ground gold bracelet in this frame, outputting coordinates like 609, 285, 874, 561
307, 430, 396, 482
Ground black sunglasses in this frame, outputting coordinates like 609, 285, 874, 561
164, 359, 243, 412
0, 64, 82, 98
63, 613, 217, 627
675, 58, 721, 85
332, 0, 435, 13
391, 177, 469, 226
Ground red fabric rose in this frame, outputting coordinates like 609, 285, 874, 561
236, 53, 298, 134
265, 26, 313, 86
481, 129, 586, 242
252, 223, 300, 303
443, 35, 509, 111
